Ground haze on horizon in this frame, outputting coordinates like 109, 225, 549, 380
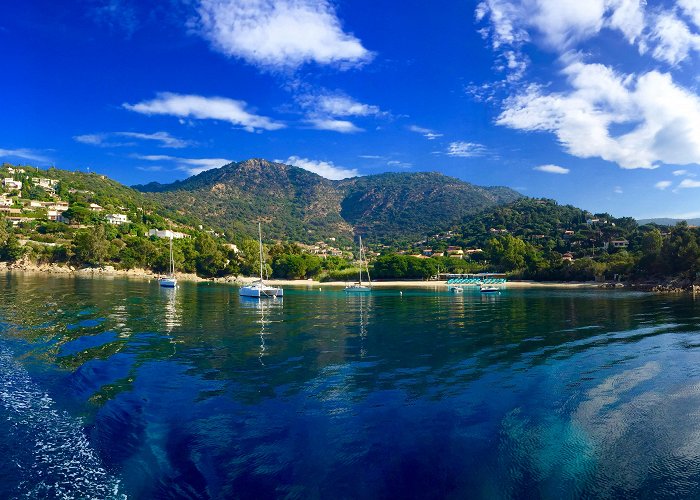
2, 0, 700, 219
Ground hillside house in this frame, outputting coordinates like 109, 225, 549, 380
148, 229, 189, 239
610, 239, 629, 249
422, 248, 433, 256
0, 197, 12, 207
3, 178, 22, 190
562, 252, 574, 262
89, 203, 103, 212
31, 178, 59, 190
106, 213, 129, 225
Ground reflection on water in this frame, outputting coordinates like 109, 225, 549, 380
1, 275, 700, 498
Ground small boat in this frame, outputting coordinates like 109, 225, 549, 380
480, 285, 500, 294
239, 223, 283, 298
159, 233, 177, 288
448, 285, 464, 293
345, 235, 372, 293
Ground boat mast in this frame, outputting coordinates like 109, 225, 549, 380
169, 234, 174, 276
258, 222, 264, 282
358, 235, 363, 286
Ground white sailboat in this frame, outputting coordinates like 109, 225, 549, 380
159, 233, 177, 288
239, 223, 283, 298
345, 235, 372, 293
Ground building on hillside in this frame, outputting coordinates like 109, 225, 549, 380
47, 209, 67, 221
562, 252, 574, 262
31, 178, 59, 190
0, 197, 12, 207
563, 230, 575, 237
422, 248, 433, 256
88, 203, 103, 212
3, 178, 22, 190
148, 229, 189, 239
224, 243, 240, 254
0, 207, 21, 215
610, 239, 629, 249
465, 248, 483, 255
106, 213, 129, 225
6, 167, 25, 175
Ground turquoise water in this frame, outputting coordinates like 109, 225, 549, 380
2, 274, 700, 498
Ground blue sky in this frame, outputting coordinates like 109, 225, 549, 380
3, 0, 700, 219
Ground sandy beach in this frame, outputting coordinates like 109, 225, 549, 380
0, 261, 604, 289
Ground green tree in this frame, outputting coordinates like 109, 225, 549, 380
72, 225, 110, 266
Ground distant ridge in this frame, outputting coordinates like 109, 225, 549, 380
637, 218, 700, 226
134, 158, 523, 243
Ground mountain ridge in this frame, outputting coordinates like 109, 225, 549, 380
133, 159, 523, 243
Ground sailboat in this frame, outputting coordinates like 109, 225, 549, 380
345, 235, 372, 293
239, 223, 283, 298
159, 233, 177, 288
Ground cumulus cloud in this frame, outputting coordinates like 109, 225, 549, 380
678, 178, 700, 188
136, 154, 231, 175
0, 148, 51, 163
497, 63, 700, 169
408, 125, 444, 140
305, 118, 362, 133
648, 12, 700, 65
124, 93, 284, 132
298, 91, 383, 133
196, 0, 372, 70
654, 180, 672, 190
534, 164, 569, 174
447, 141, 487, 157
75, 131, 189, 148
475, 1, 700, 171
282, 155, 359, 179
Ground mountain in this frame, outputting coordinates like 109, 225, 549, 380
134, 159, 523, 243
637, 218, 700, 226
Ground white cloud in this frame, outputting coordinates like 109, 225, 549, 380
306, 118, 362, 133
648, 12, 700, 65
680, 0, 700, 29
315, 94, 381, 117
678, 178, 700, 188
408, 125, 444, 140
118, 131, 189, 148
0, 148, 51, 163
297, 91, 383, 133
673, 169, 688, 176
74, 134, 105, 146
282, 155, 359, 179
75, 131, 189, 148
124, 93, 284, 132
534, 164, 570, 174
614, 185, 623, 194
447, 141, 487, 157
498, 63, 700, 169
136, 154, 231, 175
196, 0, 372, 70
386, 160, 413, 169
358, 155, 383, 159
655, 180, 672, 190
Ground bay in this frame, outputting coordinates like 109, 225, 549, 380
1, 273, 700, 498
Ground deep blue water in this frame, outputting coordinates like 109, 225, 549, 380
2, 274, 700, 498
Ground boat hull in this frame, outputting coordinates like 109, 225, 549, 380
345, 286, 371, 293
159, 278, 177, 288
239, 285, 284, 298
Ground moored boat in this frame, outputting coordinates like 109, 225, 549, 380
239, 223, 283, 298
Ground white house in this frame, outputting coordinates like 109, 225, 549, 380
610, 239, 629, 249
88, 203, 103, 212
32, 178, 59, 190
148, 229, 188, 239
3, 178, 22, 190
0, 197, 12, 207
106, 213, 129, 225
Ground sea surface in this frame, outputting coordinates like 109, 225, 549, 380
2, 274, 700, 498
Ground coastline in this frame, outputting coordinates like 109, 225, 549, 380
7, 261, 695, 291
0, 262, 604, 289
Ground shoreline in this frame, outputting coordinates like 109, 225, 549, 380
6, 261, 697, 292
0, 262, 605, 289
